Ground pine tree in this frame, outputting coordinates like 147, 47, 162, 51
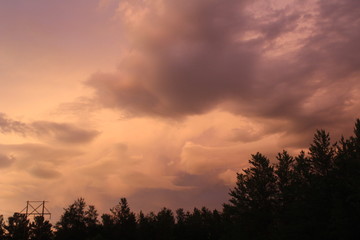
275, 150, 294, 204
307, 130, 335, 239
224, 152, 277, 240
29, 216, 54, 240
137, 211, 156, 240
55, 198, 98, 240
109, 198, 137, 240
292, 151, 311, 192
4, 213, 30, 240
155, 208, 175, 240
331, 119, 360, 239
309, 129, 335, 176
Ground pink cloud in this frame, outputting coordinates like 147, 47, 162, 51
87, 0, 360, 143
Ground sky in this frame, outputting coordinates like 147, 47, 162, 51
0, 0, 359, 222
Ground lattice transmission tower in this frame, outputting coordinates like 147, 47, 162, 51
20, 201, 51, 219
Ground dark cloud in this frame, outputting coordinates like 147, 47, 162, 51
128, 185, 229, 213
0, 143, 80, 181
173, 173, 217, 187
31, 121, 99, 144
29, 166, 62, 179
0, 113, 99, 144
54, 97, 100, 118
0, 143, 83, 166
0, 113, 30, 135
87, 0, 260, 118
0, 153, 15, 168
229, 128, 262, 143
87, 0, 360, 145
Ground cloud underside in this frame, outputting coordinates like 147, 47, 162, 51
0, 113, 98, 179
87, 0, 360, 138
0, 113, 99, 144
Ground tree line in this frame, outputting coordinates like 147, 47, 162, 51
1, 119, 360, 240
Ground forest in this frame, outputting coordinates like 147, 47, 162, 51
1, 119, 360, 240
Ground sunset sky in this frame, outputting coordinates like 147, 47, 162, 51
0, 0, 359, 221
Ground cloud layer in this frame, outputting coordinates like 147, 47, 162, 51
1, 0, 359, 222
88, 0, 360, 141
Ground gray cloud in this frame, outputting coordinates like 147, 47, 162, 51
0, 153, 15, 168
29, 166, 62, 179
229, 128, 263, 143
31, 121, 99, 144
128, 185, 229, 213
87, 0, 360, 145
0, 113, 30, 135
0, 143, 82, 166
0, 113, 99, 144
0, 143, 81, 180
173, 173, 214, 188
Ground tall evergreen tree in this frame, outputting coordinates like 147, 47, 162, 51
174, 209, 187, 240
275, 150, 294, 204
273, 151, 295, 239
155, 208, 175, 240
353, 119, 360, 158
108, 198, 137, 240
309, 129, 335, 176
330, 119, 360, 239
137, 211, 156, 240
100, 213, 115, 240
293, 150, 311, 187
305, 129, 336, 239
224, 152, 277, 240
55, 198, 98, 240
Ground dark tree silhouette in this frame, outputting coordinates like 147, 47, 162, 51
275, 150, 294, 199
55, 198, 98, 240
29, 216, 53, 240
224, 152, 277, 240
293, 150, 311, 188
330, 120, 360, 239
100, 198, 137, 240
4, 213, 30, 240
223, 119, 360, 240
309, 129, 335, 176
137, 211, 156, 240
154, 208, 175, 240
0, 215, 5, 238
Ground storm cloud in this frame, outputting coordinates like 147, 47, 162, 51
88, 0, 360, 141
